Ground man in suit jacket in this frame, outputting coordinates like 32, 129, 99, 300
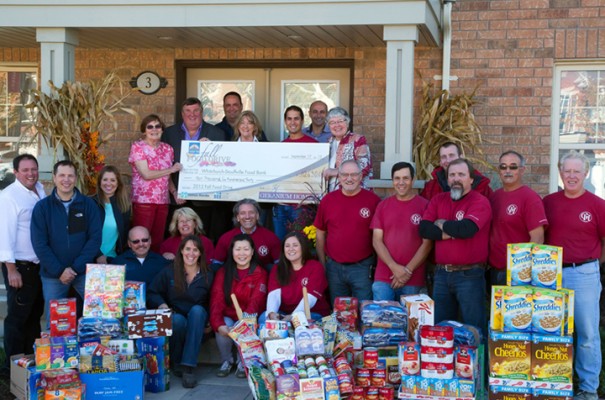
162, 97, 229, 242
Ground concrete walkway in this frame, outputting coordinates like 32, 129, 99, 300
146, 364, 253, 400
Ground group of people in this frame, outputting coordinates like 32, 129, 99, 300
0, 91, 603, 399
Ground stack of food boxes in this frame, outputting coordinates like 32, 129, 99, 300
10, 264, 173, 400
489, 243, 574, 400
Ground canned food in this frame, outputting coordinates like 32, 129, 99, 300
282, 360, 297, 375
315, 355, 327, 367
351, 386, 366, 400
378, 386, 395, 400
366, 386, 379, 400
337, 373, 354, 395
334, 357, 352, 375
371, 367, 387, 387
364, 347, 379, 369
298, 368, 308, 378
16, 357, 34, 368
304, 356, 316, 368
271, 360, 285, 376
307, 366, 319, 378
356, 368, 371, 387
320, 368, 332, 378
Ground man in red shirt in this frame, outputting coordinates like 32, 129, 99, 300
371, 161, 432, 300
420, 142, 492, 200
489, 150, 548, 285
314, 160, 381, 303
419, 158, 491, 335
214, 199, 281, 271
543, 151, 605, 400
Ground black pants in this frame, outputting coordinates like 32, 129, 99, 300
2, 261, 44, 369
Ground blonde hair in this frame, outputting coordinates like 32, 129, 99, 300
232, 111, 263, 142
168, 207, 204, 236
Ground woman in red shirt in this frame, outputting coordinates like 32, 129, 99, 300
210, 234, 268, 378
262, 231, 330, 324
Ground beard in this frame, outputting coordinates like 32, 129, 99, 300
450, 187, 463, 201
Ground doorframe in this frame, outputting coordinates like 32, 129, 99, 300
174, 59, 355, 127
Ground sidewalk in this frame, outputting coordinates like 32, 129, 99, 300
146, 363, 253, 400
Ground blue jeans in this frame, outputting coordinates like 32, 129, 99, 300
171, 305, 208, 367
562, 260, 601, 393
432, 266, 486, 337
325, 256, 374, 304
272, 204, 300, 241
372, 281, 423, 301
41, 274, 86, 329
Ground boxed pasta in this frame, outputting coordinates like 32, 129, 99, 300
488, 330, 531, 380
502, 286, 533, 333
531, 244, 562, 290
507, 243, 533, 286
531, 288, 564, 335
558, 288, 575, 336
531, 334, 573, 384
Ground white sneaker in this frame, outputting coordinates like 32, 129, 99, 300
216, 360, 234, 377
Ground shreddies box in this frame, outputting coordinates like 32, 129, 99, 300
531, 244, 562, 290
507, 243, 533, 286
490, 285, 505, 331
401, 294, 434, 343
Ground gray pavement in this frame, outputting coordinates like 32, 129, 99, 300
146, 363, 253, 400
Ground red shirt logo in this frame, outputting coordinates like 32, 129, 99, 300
455, 211, 465, 221
360, 207, 371, 218
579, 211, 592, 223
411, 213, 422, 225
506, 204, 518, 215
258, 245, 269, 256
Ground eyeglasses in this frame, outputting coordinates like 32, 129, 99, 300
130, 238, 150, 244
498, 164, 520, 171
328, 119, 347, 126
146, 124, 162, 130
339, 172, 361, 178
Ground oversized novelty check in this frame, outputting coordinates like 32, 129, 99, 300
177, 141, 329, 203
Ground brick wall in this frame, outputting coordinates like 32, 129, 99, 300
2, 1, 605, 195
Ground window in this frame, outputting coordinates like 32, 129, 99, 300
0, 64, 38, 189
551, 64, 605, 198
198, 80, 255, 124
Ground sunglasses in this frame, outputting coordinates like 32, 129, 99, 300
130, 238, 150, 244
498, 164, 520, 171
146, 124, 162, 130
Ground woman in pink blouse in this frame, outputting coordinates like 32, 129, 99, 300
128, 114, 182, 252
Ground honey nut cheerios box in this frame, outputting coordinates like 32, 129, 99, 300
531, 334, 573, 384
488, 330, 532, 380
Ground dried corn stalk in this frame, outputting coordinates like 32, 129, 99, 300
413, 80, 491, 180
26, 71, 138, 192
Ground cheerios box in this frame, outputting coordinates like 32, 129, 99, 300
531, 244, 562, 290
488, 330, 532, 380
507, 243, 533, 286
530, 334, 573, 384
531, 288, 565, 335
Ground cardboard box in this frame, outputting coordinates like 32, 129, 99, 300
488, 384, 532, 400
531, 334, 573, 384
127, 309, 172, 339
79, 370, 144, 399
300, 377, 325, 400
401, 294, 434, 342
10, 354, 43, 400
123, 281, 146, 315
49, 298, 77, 337
275, 374, 300, 400
136, 336, 170, 393
488, 330, 532, 380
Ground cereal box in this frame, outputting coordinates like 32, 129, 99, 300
507, 243, 533, 286
558, 288, 574, 336
531, 244, 562, 290
502, 286, 533, 333
49, 298, 77, 337
531, 334, 573, 384
490, 285, 505, 331
398, 342, 420, 376
401, 294, 434, 343
123, 281, 146, 315
84, 264, 126, 319
531, 288, 564, 335
488, 330, 532, 380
